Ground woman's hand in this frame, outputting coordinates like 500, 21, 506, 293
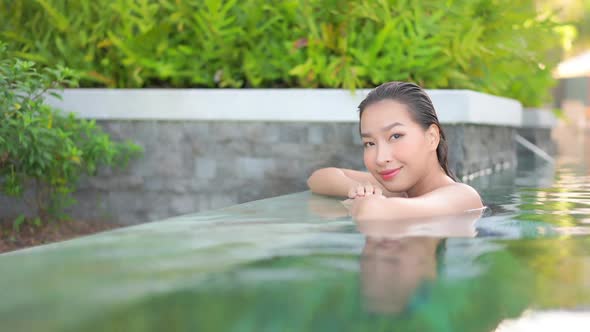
348, 182, 383, 199
342, 183, 388, 220
349, 194, 387, 221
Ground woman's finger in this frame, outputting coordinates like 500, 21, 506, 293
356, 184, 365, 196
375, 186, 383, 196
348, 187, 357, 198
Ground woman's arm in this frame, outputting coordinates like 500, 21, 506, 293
350, 183, 483, 221
356, 207, 482, 239
307, 167, 403, 198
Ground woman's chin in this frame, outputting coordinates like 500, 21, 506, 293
383, 185, 408, 197
370, 172, 407, 195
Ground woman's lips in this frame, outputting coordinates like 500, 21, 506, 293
379, 167, 402, 180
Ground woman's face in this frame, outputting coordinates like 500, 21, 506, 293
360, 100, 436, 194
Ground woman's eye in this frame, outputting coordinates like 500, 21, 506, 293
363, 142, 375, 148
390, 133, 403, 140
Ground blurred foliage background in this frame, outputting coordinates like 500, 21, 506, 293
0, 0, 579, 106
538, 0, 590, 57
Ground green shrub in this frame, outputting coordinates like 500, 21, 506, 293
0, 0, 565, 106
0, 42, 142, 223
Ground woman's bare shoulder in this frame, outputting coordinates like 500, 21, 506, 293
419, 182, 483, 211
439, 182, 483, 208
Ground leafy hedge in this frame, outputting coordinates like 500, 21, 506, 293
0, 43, 141, 224
0, 0, 564, 106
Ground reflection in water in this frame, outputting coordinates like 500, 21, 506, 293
356, 210, 482, 314
360, 236, 440, 314
306, 193, 486, 315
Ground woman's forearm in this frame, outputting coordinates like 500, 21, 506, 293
307, 167, 359, 197
352, 193, 474, 222
355, 196, 457, 221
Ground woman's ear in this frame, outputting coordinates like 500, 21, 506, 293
426, 124, 440, 151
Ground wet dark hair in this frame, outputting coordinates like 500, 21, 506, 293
358, 81, 457, 181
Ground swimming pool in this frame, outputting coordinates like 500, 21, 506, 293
1, 137, 589, 332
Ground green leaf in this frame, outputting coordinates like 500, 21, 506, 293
12, 215, 26, 233
35, 0, 70, 32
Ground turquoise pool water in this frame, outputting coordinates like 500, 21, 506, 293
1, 147, 589, 331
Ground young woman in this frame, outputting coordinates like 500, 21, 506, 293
307, 81, 484, 221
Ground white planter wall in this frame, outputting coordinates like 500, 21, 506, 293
45, 88, 523, 126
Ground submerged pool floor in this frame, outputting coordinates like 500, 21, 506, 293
1, 151, 589, 331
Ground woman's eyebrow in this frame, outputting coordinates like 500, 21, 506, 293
360, 122, 404, 137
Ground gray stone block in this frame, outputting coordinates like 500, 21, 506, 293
197, 195, 211, 211
236, 157, 275, 179
307, 125, 324, 144
143, 178, 191, 194
183, 122, 210, 139
169, 195, 196, 215
279, 124, 308, 143
152, 149, 188, 177
194, 157, 216, 180
84, 175, 144, 191
323, 123, 356, 145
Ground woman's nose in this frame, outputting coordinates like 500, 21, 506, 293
376, 146, 393, 165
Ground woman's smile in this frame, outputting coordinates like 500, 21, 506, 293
379, 167, 402, 180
